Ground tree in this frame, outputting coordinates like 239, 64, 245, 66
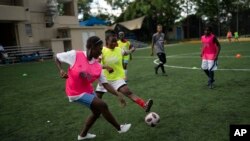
105, 0, 131, 12
193, 0, 250, 36
78, 0, 93, 20
109, 0, 181, 40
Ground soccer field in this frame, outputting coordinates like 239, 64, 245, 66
0, 42, 250, 141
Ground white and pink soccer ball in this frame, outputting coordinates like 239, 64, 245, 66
145, 112, 160, 127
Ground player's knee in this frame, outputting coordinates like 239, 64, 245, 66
96, 92, 104, 99
94, 113, 101, 118
125, 90, 133, 96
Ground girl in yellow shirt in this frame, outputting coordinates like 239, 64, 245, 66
96, 32, 153, 112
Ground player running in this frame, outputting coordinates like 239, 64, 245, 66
201, 26, 221, 89
96, 32, 153, 112
55, 36, 131, 140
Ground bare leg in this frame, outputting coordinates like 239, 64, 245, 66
118, 85, 153, 112
124, 63, 128, 81
119, 85, 139, 101
92, 98, 120, 130
96, 91, 104, 99
80, 109, 100, 137
79, 97, 121, 137
119, 85, 145, 108
124, 63, 128, 70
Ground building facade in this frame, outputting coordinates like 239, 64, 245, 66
0, 0, 105, 54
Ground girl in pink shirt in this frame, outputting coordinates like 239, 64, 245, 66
55, 36, 131, 140
201, 26, 221, 89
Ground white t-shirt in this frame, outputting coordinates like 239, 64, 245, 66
56, 50, 108, 102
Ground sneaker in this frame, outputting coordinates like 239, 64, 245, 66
145, 99, 153, 112
207, 79, 215, 86
208, 83, 214, 89
118, 124, 131, 133
78, 133, 96, 140
207, 79, 215, 89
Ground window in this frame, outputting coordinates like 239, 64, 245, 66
25, 24, 32, 37
0, 0, 23, 6
58, 1, 75, 16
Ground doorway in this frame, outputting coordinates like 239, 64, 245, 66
0, 22, 18, 47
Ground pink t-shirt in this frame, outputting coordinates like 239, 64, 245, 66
65, 51, 102, 96
201, 34, 218, 60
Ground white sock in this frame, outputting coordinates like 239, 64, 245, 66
125, 70, 128, 79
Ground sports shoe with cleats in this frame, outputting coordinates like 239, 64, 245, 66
145, 99, 153, 112
118, 124, 131, 133
78, 133, 96, 140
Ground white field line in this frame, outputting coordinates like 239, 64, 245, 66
134, 56, 250, 59
153, 59, 250, 71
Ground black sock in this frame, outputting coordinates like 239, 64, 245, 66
160, 64, 165, 73
155, 65, 160, 70
209, 71, 214, 82
204, 69, 209, 77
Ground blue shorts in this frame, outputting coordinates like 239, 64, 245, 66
75, 93, 96, 108
123, 60, 129, 64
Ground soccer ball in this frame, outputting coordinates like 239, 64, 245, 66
145, 112, 160, 127
235, 53, 241, 58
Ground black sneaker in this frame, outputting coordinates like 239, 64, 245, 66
208, 83, 214, 89
207, 79, 215, 86
145, 99, 153, 112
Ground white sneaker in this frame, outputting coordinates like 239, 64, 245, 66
118, 124, 131, 133
77, 133, 96, 140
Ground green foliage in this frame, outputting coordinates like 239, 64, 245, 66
113, 0, 180, 27
78, 0, 93, 20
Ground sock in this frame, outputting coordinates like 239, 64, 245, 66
125, 70, 128, 80
204, 69, 209, 77
160, 64, 165, 73
135, 98, 145, 108
209, 71, 214, 82
155, 65, 159, 69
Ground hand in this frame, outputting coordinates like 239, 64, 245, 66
79, 72, 92, 81
106, 66, 114, 73
60, 69, 68, 79
130, 47, 136, 53
117, 92, 126, 107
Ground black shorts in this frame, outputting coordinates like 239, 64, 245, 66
157, 53, 166, 64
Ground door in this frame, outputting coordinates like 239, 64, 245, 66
176, 27, 182, 40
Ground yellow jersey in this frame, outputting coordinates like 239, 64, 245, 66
117, 40, 131, 61
102, 47, 125, 81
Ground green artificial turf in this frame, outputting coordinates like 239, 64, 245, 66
0, 41, 249, 141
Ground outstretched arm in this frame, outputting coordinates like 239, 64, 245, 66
55, 57, 68, 79
54, 50, 76, 79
